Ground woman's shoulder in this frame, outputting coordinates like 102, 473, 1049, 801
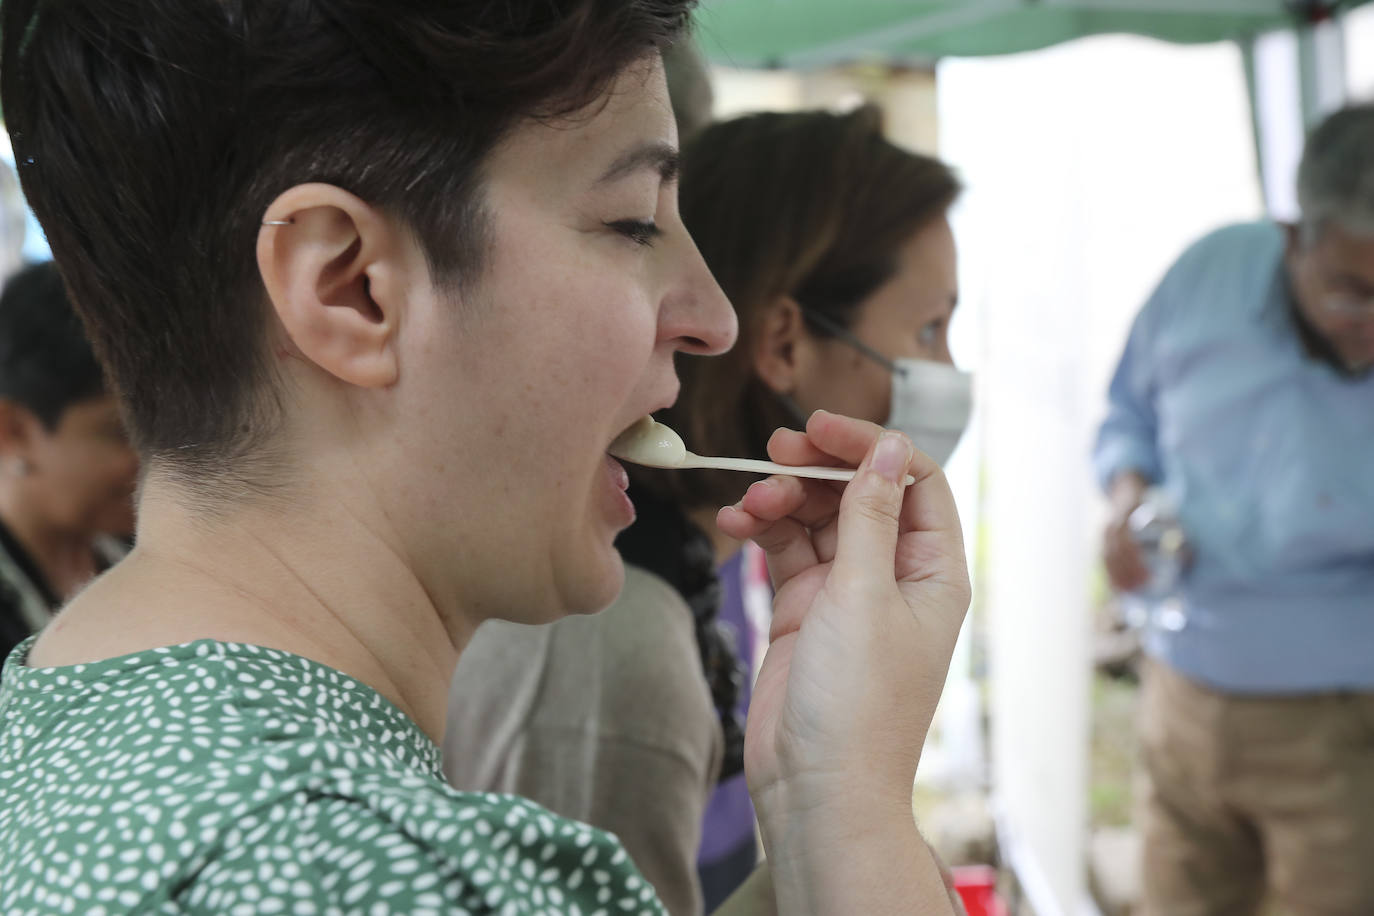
0, 640, 447, 831
601, 563, 697, 645
177, 788, 664, 913
0, 639, 666, 913
541, 564, 706, 708
444, 564, 719, 800
548, 564, 718, 753
3, 750, 659, 912
452, 564, 698, 693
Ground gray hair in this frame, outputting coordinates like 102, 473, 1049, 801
1297, 103, 1374, 245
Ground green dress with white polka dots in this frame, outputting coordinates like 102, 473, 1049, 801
0, 638, 667, 916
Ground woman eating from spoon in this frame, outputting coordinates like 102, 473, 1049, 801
0, 1, 970, 913
447, 107, 968, 913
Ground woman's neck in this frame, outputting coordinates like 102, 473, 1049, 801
28, 477, 466, 744
0, 486, 99, 601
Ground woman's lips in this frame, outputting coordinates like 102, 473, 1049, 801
604, 453, 630, 491
602, 453, 634, 526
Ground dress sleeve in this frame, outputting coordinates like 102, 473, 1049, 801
176, 791, 667, 915
1094, 312, 1163, 490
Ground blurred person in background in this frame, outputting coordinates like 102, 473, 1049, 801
1095, 103, 1374, 915
0, 261, 136, 659
669, 106, 968, 911
445, 106, 968, 914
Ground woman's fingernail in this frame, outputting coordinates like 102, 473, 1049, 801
871, 432, 911, 483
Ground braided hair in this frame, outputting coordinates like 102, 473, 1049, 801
615, 482, 746, 781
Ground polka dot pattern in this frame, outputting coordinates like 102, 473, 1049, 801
0, 639, 666, 915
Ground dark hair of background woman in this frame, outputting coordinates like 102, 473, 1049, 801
653, 105, 962, 511
620, 106, 961, 781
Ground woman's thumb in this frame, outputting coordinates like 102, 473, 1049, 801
833, 430, 912, 579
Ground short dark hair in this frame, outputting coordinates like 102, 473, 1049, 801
2, 0, 694, 486
0, 261, 105, 429
651, 107, 961, 509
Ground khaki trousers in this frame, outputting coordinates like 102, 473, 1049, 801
1138, 661, 1374, 916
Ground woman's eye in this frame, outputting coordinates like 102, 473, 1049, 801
918, 319, 944, 346
605, 219, 661, 247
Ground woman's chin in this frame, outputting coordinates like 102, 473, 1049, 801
561, 548, 627, 617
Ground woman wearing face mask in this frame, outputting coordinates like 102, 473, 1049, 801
445, 106, 970, 914
672, 105, 970, 488
672, 105, 970, 908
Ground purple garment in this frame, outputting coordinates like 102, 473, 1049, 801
697, 550, 755, 863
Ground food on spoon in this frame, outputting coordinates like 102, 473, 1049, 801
609, 416, 687, 467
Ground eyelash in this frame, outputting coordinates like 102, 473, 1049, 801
605, 219, 662, 248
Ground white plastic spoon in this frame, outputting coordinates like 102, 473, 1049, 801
609, 417, 914, 486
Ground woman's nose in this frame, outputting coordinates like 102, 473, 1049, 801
659, 233, 737, 357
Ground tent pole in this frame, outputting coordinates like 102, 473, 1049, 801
1295, 15, 1347, 126
1239, 36, 1273, 214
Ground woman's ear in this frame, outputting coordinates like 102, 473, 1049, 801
751, 296, 808, 396
256, 183, 413, 389
0, 399, 41, 472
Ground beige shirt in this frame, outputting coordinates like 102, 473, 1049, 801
444, 565, 723, 916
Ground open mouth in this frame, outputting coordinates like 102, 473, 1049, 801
604, 452, 630, 489
601, 452, 635, 526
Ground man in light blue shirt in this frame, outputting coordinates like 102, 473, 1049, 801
1095, 103, 1374, 916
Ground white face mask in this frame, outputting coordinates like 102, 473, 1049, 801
800, 309, 974, 466
886, 358, 973, 466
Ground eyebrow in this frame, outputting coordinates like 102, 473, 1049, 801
596, 142, 680, 186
